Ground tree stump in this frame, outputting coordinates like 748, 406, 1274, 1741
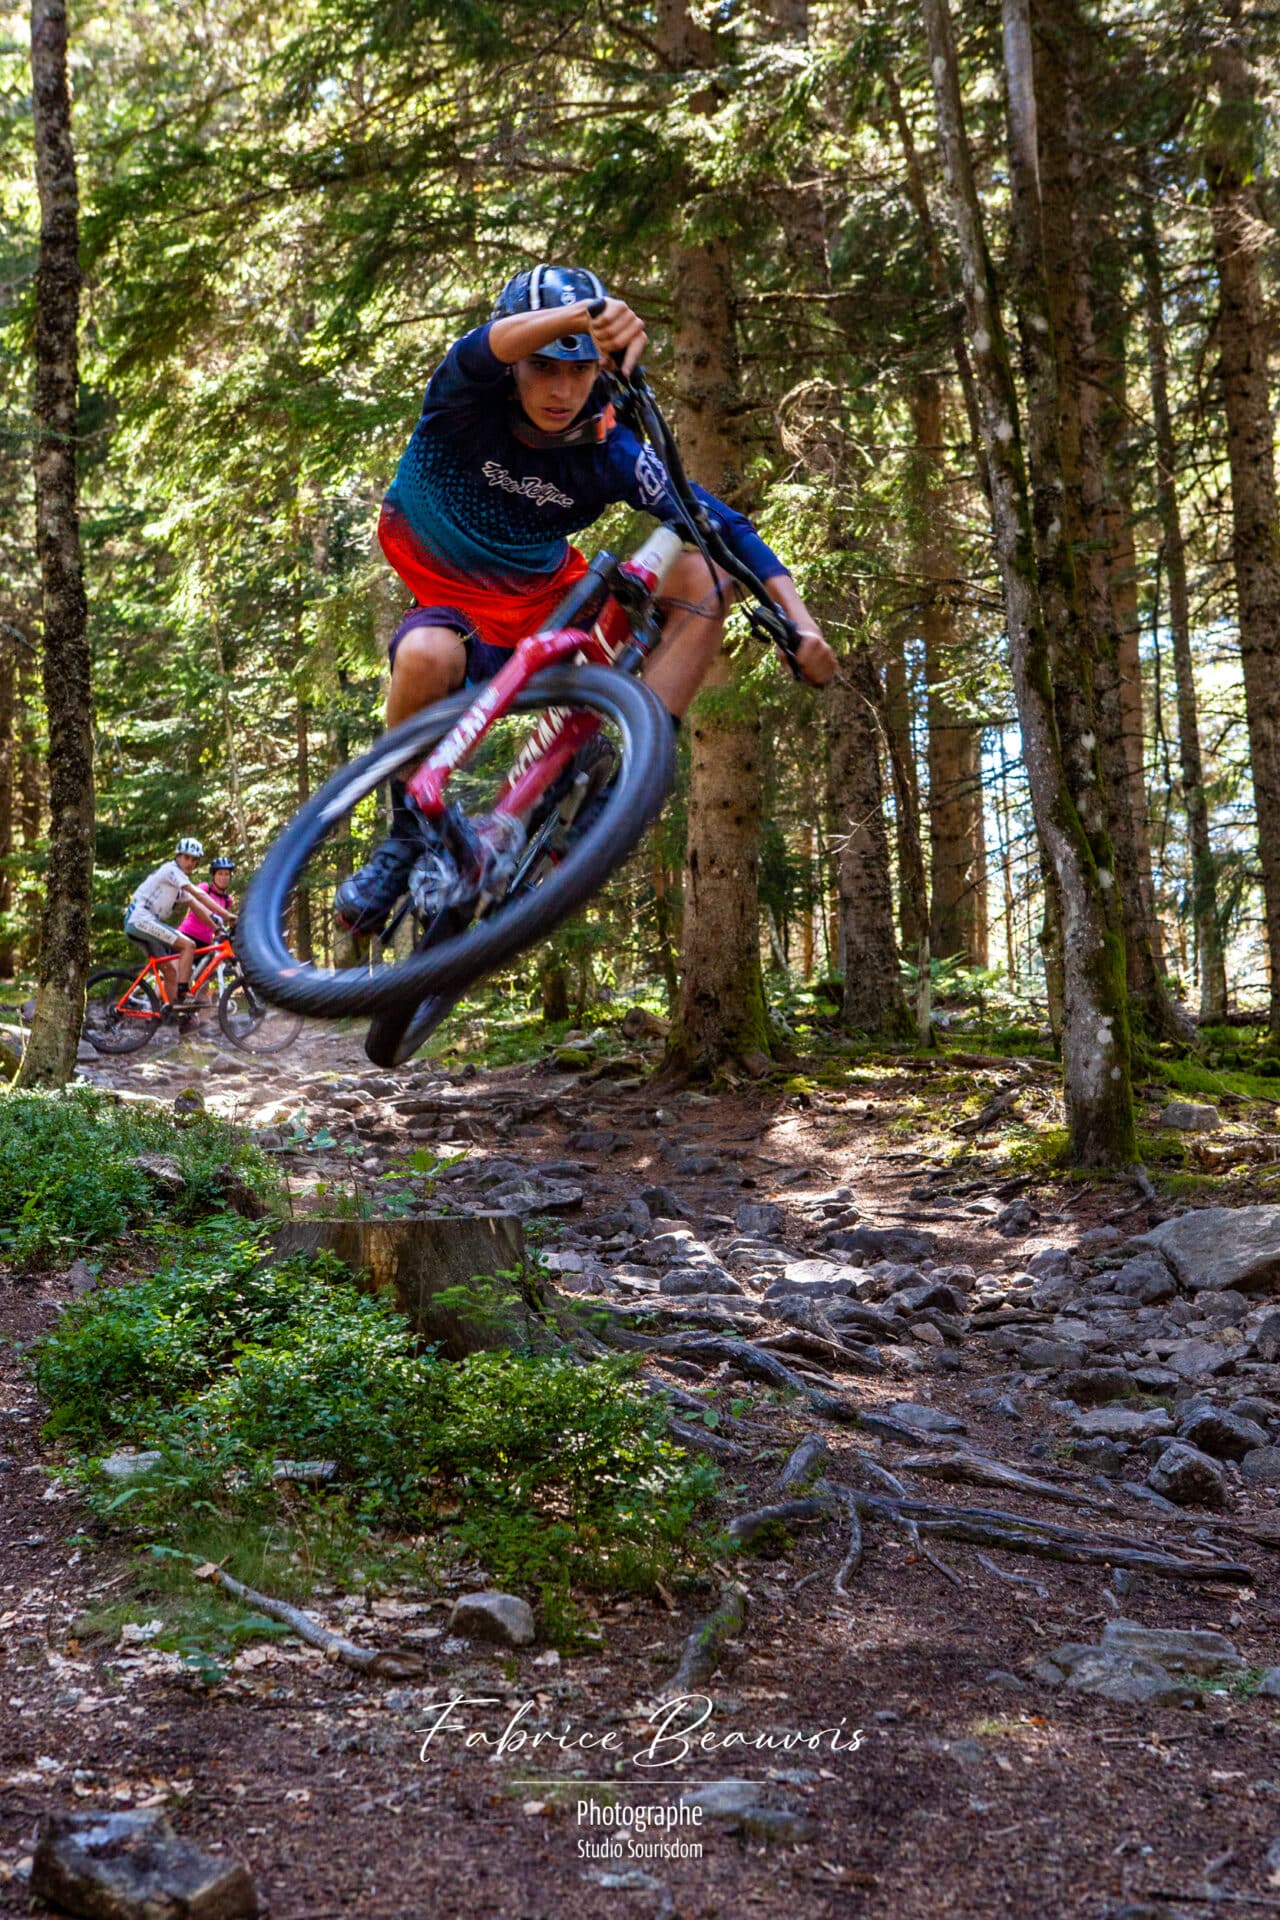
270, 1213, 542, 1358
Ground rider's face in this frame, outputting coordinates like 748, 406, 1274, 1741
512, 354, 598, 433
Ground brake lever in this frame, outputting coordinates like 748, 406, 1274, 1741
746, 605, 805, 681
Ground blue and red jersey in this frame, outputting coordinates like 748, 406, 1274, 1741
384, 323, 787, 591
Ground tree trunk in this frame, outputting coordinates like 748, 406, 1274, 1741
827, 649, 911, 1036
1204, 4, 1280, 1034
18, 649, 41, 973
293, 694, 313, 963
16, 0, 93, 1090
883, 624, 926, 953
1030, 0, 1184, 1039
909, 374, 988, 963
0, 634, 15, 978
661, 0, 771, 1075
921, 0, 1135, 1164
1138, 200, 1226, 1020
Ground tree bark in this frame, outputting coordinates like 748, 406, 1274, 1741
16, 0, 93, 1089
1204, 3, 1280, 1033
17, 650, 41, 973
827, 648, 912, 1037
1138, 199, 1226, 1020
1030, 0, 1184, 1039
0, 634, 15, 978
293, 693, 313, 963
662, 0, 772, 1075
909, 374, 988, 964
920, 0, 1135, 1164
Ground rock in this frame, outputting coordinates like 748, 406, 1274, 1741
677, 1779, 815, 1843
994, 1198, 1037, 1237
1099, 1620, 1243, 1676
1072, 1437, 1127, 1474
735, 1201, 786, 1237
984, 1669, 1028, 1691
1106, 1254, 1178, 1304
553, 1046, 595, 1070
133, 1153, 187, 1201
1252, 1312, 1280, 1363
173, 1086, 205, 1115
489, 1176, 584, 1215
621, 1005, 669, 1040
212, 1165, 270, 1222
566, 1131, 621, 1154
764, 1259, 858, 1303
31, 1808, 257, 1919
660, 1267, 744, 1297
1159, 1101, 1222, 1132
1031, 1273, 1078, 1311
885, 1279, 968, 1317
1148, 1441, 1228, 1508
1177, 1404, 1268, 1460
249, 1129, 285, 1153
1078, 1226, 1123, 1251
449, 1591, 536, 1646
1165, 1337, 1237, 1383
100, 1449, 164, 1482
582, 1200, 651, 1239
1256, 1667, 1280, 1698
1046, 1644, 1194, 1707
1018, 1337, 1087, 1370
1059, 1367, 1138, 1407
825, 1224, 939, 1264
638, 1185, 691, 1221
1070, 1406, 1173, 1440
1027, 1246, 1073, 1282
1131, 1205, 1280, 1295
883, 1400, 966, 1434
1241, 1446, 1280, 1487
65, 1258, 96, 1297
271, 1459, 338, 1486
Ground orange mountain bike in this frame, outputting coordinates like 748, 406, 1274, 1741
83, 934, 302, 1056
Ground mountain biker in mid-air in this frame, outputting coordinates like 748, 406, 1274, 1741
334, 264, 836, 938
124, 838, 229, 1009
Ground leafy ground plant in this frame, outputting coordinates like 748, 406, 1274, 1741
0, 1084, 277, 1262
33, 1225, 717, 1629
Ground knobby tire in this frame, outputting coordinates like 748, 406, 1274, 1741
236, 665, 675, 1021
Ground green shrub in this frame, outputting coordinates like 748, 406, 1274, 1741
0, 1085, 277, 1262
34, 1233, 716, 1600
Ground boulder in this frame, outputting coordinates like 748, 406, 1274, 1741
1177, 1404, 1268, 1461
1164, 1337, 1237, 1383
1046, 1646, 1193, 1707
735, 1201, 786, 1237
824, 1224, 939, 1265
660, 1267, 744, 1297
1241, 1446, 1280, 1488
1071, 1437, 1127, 1475
1099, 1620, 1243, 1676
885, 1279, 969, 1318
31, 1808, 257, 1920
1059, 1367, 1139, 1408
1131, 1206, 1280, 1295
1252, 1312, 1280, 1363
883, 1400, 966, 1435
1017, 1337, 1088, 1370
1148, 1441, 1228, 1508
449, 1591, 535, 1647
1158, 1101, 1222, 1132
1070, 1406, 1173, 1441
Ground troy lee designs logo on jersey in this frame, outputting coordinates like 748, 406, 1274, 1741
634, 446, 668, 508
482, 461, 575, 509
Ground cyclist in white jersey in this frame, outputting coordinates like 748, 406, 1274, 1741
124, 838, 228, 1004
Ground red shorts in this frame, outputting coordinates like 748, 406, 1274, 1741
378, 503, 588, 655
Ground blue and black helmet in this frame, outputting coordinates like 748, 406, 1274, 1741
491, 264, 607, 361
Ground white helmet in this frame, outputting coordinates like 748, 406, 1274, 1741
176, 836, 203, 858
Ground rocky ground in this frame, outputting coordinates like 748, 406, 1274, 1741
3, 1015, 1280, 1918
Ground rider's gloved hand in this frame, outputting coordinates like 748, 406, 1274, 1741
795, 630, 837, 687
586, 298, 647, 377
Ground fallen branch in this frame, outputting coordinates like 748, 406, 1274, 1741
194, 1563, 426, 1678
661, 1583, 747, 1697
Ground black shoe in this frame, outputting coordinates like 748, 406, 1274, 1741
335, 801, 437, 937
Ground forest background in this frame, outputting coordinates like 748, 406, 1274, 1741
1, 0, 1278, 1168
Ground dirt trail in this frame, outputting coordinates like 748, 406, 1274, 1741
2, 1020, 1279, 1918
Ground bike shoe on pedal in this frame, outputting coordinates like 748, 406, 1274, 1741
335, 781, 436, 937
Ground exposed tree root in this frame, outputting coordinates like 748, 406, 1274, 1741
661, 1583, 747, 1697
195, 1563, 426, 1678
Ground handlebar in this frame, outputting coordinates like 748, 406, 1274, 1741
583, 302, 806, 680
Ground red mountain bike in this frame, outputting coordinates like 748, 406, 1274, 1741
235, 370, 806, 1068
84, 932, 302, 1056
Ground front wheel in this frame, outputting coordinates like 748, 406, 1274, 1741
217, 973, 303, 1055
83, 969, 160, 1054
235, 665, 676, 1020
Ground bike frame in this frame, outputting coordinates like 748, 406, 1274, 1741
401, 522, 685, 824
114, 937, 236, 1017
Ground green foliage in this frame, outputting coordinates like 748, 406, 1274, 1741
35, 1227, 716, 1605
0, 1086, 278, 1262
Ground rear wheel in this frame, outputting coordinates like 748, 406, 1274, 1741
217, 973, 303, 1055
236, 664, 675, 1020
83, 969, 160, 1054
